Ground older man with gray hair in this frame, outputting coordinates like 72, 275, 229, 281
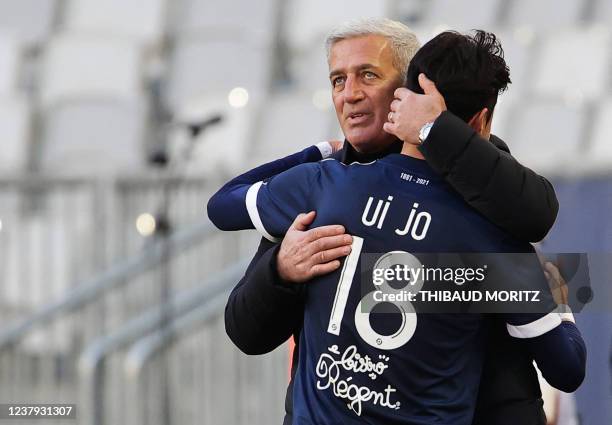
215, 18, 559, 425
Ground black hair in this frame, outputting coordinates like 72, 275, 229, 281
405, 30, 511, 123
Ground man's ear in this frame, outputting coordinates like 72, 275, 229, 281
467, 108, 489, 134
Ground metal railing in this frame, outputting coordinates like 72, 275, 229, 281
78, 261, 248, 425
0, 219, 218, 350
0, 176, 271, 425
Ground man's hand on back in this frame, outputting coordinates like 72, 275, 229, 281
277, 211, 353, 283
383, 73, 447, 144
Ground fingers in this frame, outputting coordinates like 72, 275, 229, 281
315, 245, 352, 264
389, 99, 400, 112
310, 260, 342, 277
307, 234, 352, 257
418, 73, 440, 96
393, 87, 410, 100
544, 261, 564, 286
544, 261, 569, 305
291, 211, 316, 231
305, 224, 346, 242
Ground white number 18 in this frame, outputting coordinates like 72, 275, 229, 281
327, 236, 422, 350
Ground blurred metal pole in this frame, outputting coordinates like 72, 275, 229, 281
0, 219, 216, 350
124, 290, 229, 425
78, 263, 245, 425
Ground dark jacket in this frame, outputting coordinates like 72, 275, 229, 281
223, 111, 558, 425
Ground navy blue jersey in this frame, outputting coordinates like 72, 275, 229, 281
236, 154, 560, 425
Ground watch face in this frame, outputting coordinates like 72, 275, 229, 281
420, 123, 433, 142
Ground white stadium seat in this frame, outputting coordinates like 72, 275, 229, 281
508, 101, 586, 175
506, 0, 586, 31
289, 40, 332, 92
167, 38, 271, 111
167, 95, 257, 175
39, 35, 146, 174
171, 0, 276, 43
584, 99, 612, 172
0, 191, 23, 307
0, 96, 30, 173
533, 27, 611, 102
64, 0, 166, 47
593, 0, 612, 24
254, 91, 339, 164
490, 29, 537, 106
40, 35, 142, 106
0, 0, 57, 46
42, 100, 147, 175
285, 0, 388, 51
0, 34, 20, 95
422, 0, 502, 30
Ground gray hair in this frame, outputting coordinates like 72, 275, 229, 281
325, 18, 421, 80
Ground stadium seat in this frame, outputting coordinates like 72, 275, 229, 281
64, 0, 166, 47
505, 0, 587, 31
0, 191, 23, 307
494, 29, 537, 104
421, 0, 502, 30
166, 38, 271, 111
285, 0, 388, 51
593, 0, 612, 24
253, 91, 339, 164
533, 27, 611, 102
42, 101, 147, 175
0, 34, 20, 95
171, 0, 276, 43
39, 35, 146, 174
167, 95, 257, 175
585, 98, 612, 172
507, 100, 585, 175
0, 96, 30, 173
0, 0, 57, 46
40, 35, 142, 106
289, 40, 331, 92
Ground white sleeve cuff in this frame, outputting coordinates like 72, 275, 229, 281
315, 142, 333, 159
507, 311, 562, 339
245, 181, 281, 243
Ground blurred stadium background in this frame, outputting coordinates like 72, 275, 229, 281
0, 0, 610, 424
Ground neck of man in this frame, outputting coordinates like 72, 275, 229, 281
400, 142, 425, 160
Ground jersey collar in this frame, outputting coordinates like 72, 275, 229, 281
336, 139, 403, 165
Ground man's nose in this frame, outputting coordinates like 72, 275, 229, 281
344, 76, 364, 103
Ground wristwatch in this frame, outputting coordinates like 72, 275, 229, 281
418, 121, 435, 144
